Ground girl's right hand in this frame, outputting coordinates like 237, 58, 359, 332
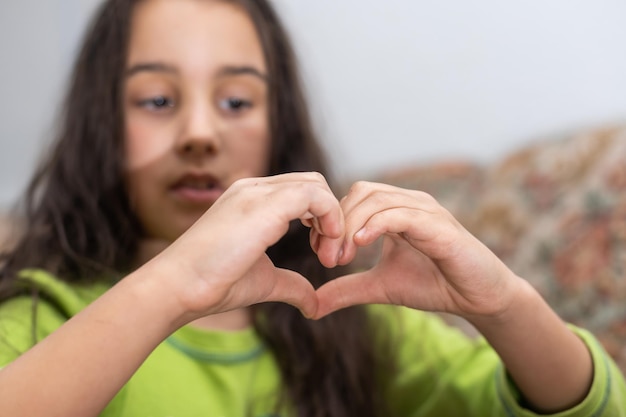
145, 172, 344, 324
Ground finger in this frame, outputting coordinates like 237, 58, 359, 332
352, 206, 462, 261
335, 183, 379, 264
340, 181, 426, 217
302, 200, 344, 267
301, 214, 327, 239
309, 228, 320, 254
237, 173, 341, 235
339, 184, 432, 264
262, 267, 319, 318
249, 179, 342, 251
315, 232, 345, 268
225, 173, 344, 263
339, 181, 407, 264
274, 177, 343, 239
313, 271, 388, 319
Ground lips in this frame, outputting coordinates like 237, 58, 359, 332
170, 172, 224, 204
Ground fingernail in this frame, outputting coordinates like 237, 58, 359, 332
336, 247, 344, 264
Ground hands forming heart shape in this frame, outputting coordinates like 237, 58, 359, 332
164, 173, 519, 325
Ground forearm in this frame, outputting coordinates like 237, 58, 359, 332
0, 267, 183, 417
469, 277, 593, 413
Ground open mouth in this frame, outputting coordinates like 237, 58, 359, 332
176, 176, 218, 190
171, 173, 224, 203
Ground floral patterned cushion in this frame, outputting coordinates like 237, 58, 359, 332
376, 126, 626, 373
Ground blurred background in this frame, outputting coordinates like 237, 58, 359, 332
1, 0, 626, 209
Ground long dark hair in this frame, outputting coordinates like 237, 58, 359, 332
0, 1, 391, 416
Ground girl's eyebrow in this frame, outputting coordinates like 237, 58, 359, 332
216, 66, 268, 83
125, 62, 178, 77
124, 63, 268, 82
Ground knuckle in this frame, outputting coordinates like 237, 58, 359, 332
414, 189, 439, 206
307, 171, 326, 183
349, 180, 370, 194
231, 177, 254, 189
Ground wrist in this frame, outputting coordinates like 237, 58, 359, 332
463, 277, 594, 412
465, 275, 538, 330
121, 261, 195, 334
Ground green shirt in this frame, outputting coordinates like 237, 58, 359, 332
0, 269, 624, 416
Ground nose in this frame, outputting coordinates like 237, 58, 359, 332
178, 140, 217, 157
176, 101, 221, 159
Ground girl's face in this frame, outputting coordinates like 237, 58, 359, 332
123, 0, 270, 242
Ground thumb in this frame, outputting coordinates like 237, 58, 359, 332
313, 270, 387, 319
263, 267, 319, 319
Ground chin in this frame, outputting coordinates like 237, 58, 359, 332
175, 214, 205, 237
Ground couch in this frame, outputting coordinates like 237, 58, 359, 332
371, 125, 626, 374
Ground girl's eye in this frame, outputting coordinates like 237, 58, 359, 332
138, 96, 175, 110
219, 97, 252, 112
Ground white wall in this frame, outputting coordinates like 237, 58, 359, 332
0, 0, 102, 208
1, 0, 626, 209
274, 0, 626, 180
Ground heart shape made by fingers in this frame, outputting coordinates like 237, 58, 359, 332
301, 221, 461, 321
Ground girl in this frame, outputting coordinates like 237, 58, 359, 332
0, 0, 624, 416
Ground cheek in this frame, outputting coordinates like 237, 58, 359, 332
125, 166, 165, 238
124, 159, 155, 210
233, 117, 271, 175
125, 119, 175, 170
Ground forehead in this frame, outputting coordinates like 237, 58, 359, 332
127, 0, 266, 73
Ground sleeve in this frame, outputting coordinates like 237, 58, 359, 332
377, 306, 626, 417
0, 296, 69, 368
495, 325, 626, 417
0, 294, 131, 417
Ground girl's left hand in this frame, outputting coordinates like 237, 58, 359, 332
313, 181, 523, 320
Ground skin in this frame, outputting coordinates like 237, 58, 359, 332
122, 0, 272, 329
313, 182, 593, 412
0, 0, 593, 415
124, 0, 271, 244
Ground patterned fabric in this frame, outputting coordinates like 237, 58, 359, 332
376, 125, 626, 374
